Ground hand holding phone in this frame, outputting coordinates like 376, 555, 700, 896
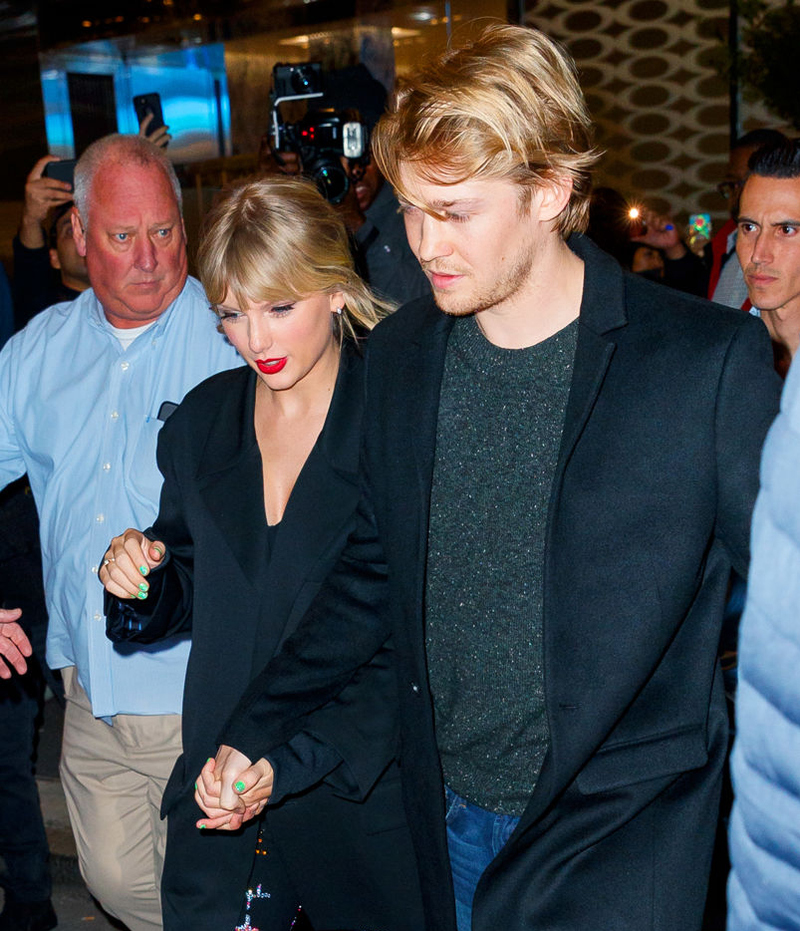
134, 93, 169, 148
42, 158, 77, 188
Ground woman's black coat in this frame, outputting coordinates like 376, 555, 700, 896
107, 343, 423, 931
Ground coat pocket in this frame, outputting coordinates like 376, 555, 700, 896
575, 725, 708, 795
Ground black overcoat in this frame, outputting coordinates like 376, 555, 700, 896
220, 237, 783, 931
107, 343, 423, 931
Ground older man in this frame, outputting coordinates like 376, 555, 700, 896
0, 134, 239, 931
737, 138, 800, 376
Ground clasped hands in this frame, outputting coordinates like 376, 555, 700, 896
194, 746, 275, 830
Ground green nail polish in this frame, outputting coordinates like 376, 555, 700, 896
234, 780, 246, 793
199, 824, 205, 830
138, 581, 148, 591
207, 757, 214, 764
194, 782, 198, 791
139, 565, 148, 576
136, 590, 147, 600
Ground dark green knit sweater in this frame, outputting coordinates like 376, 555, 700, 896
426, 313, 577, 815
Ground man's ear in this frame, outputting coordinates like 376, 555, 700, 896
49, 248, 61, 271
537, 176, 574, 225
71, 207, 87, 258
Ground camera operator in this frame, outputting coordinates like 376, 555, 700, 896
262, 64, 429, 307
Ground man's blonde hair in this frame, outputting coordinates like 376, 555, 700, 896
196, 176, 390, 341
372, 23, 599, 236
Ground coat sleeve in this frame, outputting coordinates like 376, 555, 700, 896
217, 488, 394, 793
713, 316, 782, 578
105, 414, 195, 643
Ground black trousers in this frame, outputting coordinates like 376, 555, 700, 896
0, 479, 56, 904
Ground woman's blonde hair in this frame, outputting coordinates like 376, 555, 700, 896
196, 175, 391, 341
372, 22, 600, 237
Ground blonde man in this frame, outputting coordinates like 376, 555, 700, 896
209, 24, 781, 931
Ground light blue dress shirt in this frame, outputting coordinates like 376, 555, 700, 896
0, 277, 241, 718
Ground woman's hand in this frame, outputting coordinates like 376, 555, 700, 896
99, 529, 166, 600
194, 747, 274, 830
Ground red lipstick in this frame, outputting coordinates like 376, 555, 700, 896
256, 357, 287, 374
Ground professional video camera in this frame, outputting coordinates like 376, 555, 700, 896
269, 62, 369, 205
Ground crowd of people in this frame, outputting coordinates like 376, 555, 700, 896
0, 19, 798, 931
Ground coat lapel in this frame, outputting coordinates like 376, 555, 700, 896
525, 235, 630, 826
257, 343, 365, 648
404, 308, 454, 507
393, 307, 453, 671
196, 369, 268, 588
196, 346, 366, 663
556, 235, 628, 472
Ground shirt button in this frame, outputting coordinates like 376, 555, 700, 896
120, 361, 130, 371
110, 411, 119, 420
102, 462, 111, 471
91, 565, 98, 574
410, 682, 420, 694
93, 612, 102, 621
96, 513, 105, 523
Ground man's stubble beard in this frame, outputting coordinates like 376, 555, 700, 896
429, 228, 542, 318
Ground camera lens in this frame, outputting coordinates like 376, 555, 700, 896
304, 156, 350, 204
291, 65, 315, 95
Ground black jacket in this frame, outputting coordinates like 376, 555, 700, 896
107, 342, 423, 931
219, 236, 782, 931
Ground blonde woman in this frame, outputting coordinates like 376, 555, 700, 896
100, 176, 423, 931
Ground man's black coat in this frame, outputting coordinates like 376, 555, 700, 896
107, 344, 423, 931
222, 236, 782, 931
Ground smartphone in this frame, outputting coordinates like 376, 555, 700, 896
43, 159, 76, 188
689, 213, 712, 239
133, 92, 166, 137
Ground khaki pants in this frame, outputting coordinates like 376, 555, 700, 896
59, 667, 182, 931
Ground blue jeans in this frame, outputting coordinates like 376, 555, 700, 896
444, 785, 520, 931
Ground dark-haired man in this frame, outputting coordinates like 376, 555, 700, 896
709, 128, 787, 308
737, 137, 800, 374
12, 157, 90, 327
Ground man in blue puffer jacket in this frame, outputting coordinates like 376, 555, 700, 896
728, 356, 800, 930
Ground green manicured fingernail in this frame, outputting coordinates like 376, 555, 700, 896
136, 590, 147, 600
194, 782, 198, 790
234, 780, 245, 793
138, 582, 148, 591
153, 545, 164, 557
207, 757, 213, 763
198, 824, 205, 830
139, 565, 148, 575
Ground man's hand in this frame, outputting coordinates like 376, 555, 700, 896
194, 746, 274, 830
0, 608, 32, 678
19, 156, 74, 250
630, 208, 687, 261
138, 113, 171, 150
99, 529, 166, 600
